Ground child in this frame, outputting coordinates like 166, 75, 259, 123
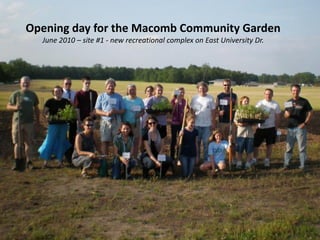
179, 115, 198, 179
200, 129, 232, 176
234, 96, 256, 169
112, 122, 136, 179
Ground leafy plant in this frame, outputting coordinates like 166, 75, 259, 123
236, 105, 269, 120
151, 98, 172, 111
50, 105, 77, 122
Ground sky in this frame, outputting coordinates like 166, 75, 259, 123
1, 0, 320, 76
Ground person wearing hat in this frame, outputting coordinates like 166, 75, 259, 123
95, 78, 125, 155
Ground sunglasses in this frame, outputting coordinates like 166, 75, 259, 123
65, 83, 72, 85
148, 122, 157, 125
224, 84, 231, 86
85, 124, 94, 127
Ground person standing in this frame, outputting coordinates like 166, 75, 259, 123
233, 96, 255, 169
74, 76, 98, 122
179, 115, 198, 179
62, 77, 76, 104
140, 85, 154, 154
253, 89, 281, 168
95, 78, 125, 155
62, 77, 77, 165
283, 84, 312, 170
170, 87, 187, 161
122, 84, 145, 160
38, 86, 72, 168
216, 79, 237, 141
7, 76, 40, 171
190, 81, 216, 162
145, 84, 170, 139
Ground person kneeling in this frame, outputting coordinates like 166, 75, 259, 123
141, 116, 172, 179
72, 117, 102, 178
200, 129, 232, 176
112, 122, 136, 180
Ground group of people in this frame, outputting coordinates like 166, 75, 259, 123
7, 76, 313, 179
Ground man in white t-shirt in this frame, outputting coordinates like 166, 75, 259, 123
190, 81, 216, 162
253, 88, 281, 168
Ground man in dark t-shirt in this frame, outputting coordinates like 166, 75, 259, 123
283, 84, 312, 170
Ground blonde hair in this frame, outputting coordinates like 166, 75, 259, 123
208, 129, 224, 143
239, 96, 250, 105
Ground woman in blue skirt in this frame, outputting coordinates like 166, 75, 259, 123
38, 86, 71, 168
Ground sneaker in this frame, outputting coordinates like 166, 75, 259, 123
264, 159, 270, 168
245, 159, 256, 169
236, 161, 243, 169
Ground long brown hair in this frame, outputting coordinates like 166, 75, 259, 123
208, 129, 224, 143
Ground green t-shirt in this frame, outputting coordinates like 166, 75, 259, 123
9, 90, 39, 123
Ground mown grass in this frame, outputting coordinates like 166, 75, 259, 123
1, 154, 320, 239
1, 80, 320, 110
1, 80, 320, 239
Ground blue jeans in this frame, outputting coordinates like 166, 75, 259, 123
236, 137, 254, 154
284, 127, 307, 168
180, 155, 196, 178
112, 157, 136, 179
195, 126, 211, 161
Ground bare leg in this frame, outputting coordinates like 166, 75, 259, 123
266, 145, 273, 159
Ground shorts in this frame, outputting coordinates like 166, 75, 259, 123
100, 118, 121, 142
254, 127, 277, 147
131, 121, 141, 138
236, 137, 254, 154
12, 122, 34, 145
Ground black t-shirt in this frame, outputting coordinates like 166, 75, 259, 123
180, 128, 198, 157
217, 92, 237, 123
45, 98, 71, 124
284, 97, 312, 128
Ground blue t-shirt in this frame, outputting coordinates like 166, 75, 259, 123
208, 140, 228, 163
122, 96, 145, 125
95, 92, 124, 121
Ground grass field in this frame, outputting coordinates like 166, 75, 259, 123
1, 79, 320, 110
1, 80, 320, 239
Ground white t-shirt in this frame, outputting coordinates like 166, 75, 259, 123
191, 94, 215, 127
256, 99, 281, 129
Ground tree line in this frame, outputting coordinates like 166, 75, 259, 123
1, 58, 319, 85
